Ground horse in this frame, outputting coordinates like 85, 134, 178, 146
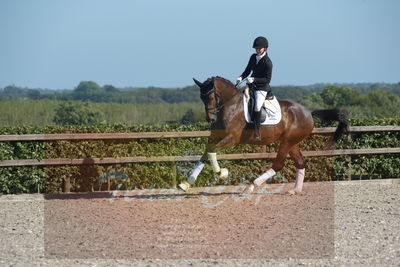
178, 76, 348, 194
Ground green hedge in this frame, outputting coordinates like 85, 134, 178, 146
0, 119, 399, 194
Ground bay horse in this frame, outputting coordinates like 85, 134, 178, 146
178, 76, 348, 194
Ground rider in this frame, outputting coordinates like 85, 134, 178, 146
236, 36, 273, 141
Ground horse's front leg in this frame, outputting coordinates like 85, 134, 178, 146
178, 135, 234, 191
207, 151, 229, 180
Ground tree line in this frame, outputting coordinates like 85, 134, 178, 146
1, 81, 400, 127
2, 80, 400, 104
0, 81, 201, 104
299, 86, 400, 118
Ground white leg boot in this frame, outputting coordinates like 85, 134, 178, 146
254, 169, 276, 187
178, 161, 205, 192
288, 168, 305, 195
244, 168, 276, 194
208, 152, 229, 180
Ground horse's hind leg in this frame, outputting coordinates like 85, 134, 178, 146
246, 141, 292, 193
288, 144, 306, 195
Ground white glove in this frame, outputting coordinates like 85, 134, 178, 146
236, 77, 242, 84
247, 77, 255, 83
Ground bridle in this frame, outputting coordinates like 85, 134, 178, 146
201, 87, 224, 116
200, 77, 244, 118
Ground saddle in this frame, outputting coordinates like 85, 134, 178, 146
243, 86, 282, 125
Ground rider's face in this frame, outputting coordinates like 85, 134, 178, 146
255, 47, 266, 55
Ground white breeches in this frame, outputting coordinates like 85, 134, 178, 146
254, 90, 267, 111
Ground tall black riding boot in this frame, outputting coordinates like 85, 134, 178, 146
253, 111, 262, 141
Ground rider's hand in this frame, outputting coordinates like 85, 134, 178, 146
236, 77, 242, 84
247, 77, 254, 84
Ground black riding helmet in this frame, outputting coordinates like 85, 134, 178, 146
252, 36, 268, 49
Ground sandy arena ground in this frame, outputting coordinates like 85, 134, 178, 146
0, 179, 399, 266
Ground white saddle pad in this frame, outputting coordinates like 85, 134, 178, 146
243, 94, 282, 125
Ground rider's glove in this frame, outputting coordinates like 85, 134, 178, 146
235, 77, 243, 87
247, 77, 255, 84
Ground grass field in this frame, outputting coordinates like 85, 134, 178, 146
0, 100, 204, 126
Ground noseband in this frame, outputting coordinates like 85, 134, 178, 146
201, 87, 224, 116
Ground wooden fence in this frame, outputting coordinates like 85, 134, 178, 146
1, 126, 400, 168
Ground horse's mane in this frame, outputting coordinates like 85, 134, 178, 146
212, 76, 235, 87
202, 76, 235, 88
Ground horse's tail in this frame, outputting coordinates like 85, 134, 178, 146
311, 108, 349, 148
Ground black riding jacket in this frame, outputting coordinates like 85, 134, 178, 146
240, 53, 273, 91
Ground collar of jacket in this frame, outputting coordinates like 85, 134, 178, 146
256, 52, 267, 64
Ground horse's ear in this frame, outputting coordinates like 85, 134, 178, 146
193, 78, 203, 88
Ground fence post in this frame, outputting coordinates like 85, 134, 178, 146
347, 133, 353, 181
62, 176, 71, 193
171, 162, 177, 188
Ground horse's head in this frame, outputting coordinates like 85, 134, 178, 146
193, 77, 221, 123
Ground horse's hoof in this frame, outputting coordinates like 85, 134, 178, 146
242, 184, 255, 194
287, 189, 296, 195
178, 182, 191, 192
219, 168, 229, 179
287, 189, 301, 195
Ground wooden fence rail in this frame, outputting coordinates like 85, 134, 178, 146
1, 126, 399, 142
1, 148, 400, 167
0, 126, 399, 168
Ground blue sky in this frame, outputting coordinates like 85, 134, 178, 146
0, 0, 399, 89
